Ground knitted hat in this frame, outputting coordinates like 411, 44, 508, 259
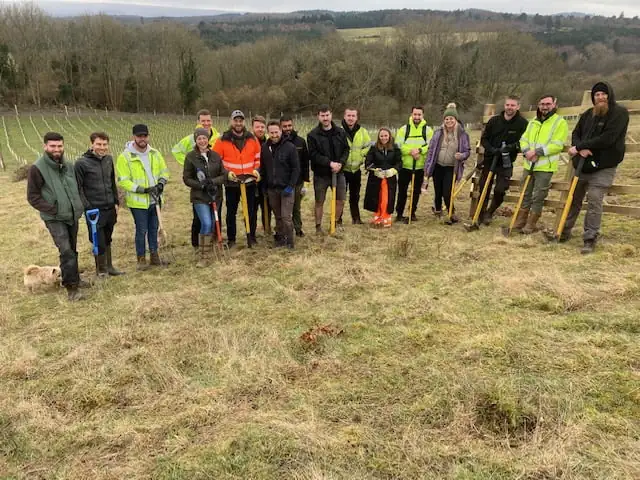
194, 127, 209, 141
443, 102, 459, 120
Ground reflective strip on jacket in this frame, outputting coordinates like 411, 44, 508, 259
116, 148, 170, 209
396, 117, 433, 170
213, 135, 261, 176
520, 113, 568, 172
343, 127, 372, 173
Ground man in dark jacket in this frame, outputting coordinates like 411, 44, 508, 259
75, 132, 124, 277
477, 95, 529, 225
260, 121, 300, 248
554, 82, 630, 254
281, 115, 310, 237
27, 132, 87, 301
307, 104, 350, 234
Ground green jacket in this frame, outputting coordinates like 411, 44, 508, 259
32, 154, 84, 224
396, 118, 434, 170
520, 111, 568, 173
116, 143, 170, 209
172, 126, 220, 166
343, 124, 372, 173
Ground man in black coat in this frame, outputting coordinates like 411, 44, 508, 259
281, 115, 310, 237
75, 132, 125, 277
307, 104, 350, 234
260, 121, 300, 248
478, 95, 529, 225
555, 81, 630, 254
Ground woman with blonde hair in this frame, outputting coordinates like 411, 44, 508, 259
363, 128, 402, 227
424, 103, 471, 224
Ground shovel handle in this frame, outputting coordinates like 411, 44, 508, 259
85, 208, 100, 225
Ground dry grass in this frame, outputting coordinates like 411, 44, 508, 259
1, 136, 640, 479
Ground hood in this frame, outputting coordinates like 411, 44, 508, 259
500, 110, 523, 122
591, 81, 616, 107
341, 120, 361, 140
536, 108, 557, 123
126, 141, 150, 156
284, 130, 299, 141
221, 128, 255, 142
407, 116, 427, 129
83, 149, 109, 161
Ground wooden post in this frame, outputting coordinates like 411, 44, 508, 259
483, 103, 496, 118
555, 159, 576, 230
580, 90, 592, 107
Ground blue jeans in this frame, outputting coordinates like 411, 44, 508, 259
130, 206, 159, 256
193, 203, 213, 235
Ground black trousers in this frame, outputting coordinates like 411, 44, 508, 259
45, 220, 80, 287
396, 168, 424, 217
343, 170, 362, 221
432, 164, 455, 213
225, 184, 257, 242
85, 207, 116, 255
478, 162, 513, 217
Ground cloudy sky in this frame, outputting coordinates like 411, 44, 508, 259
18, 0, 640, 17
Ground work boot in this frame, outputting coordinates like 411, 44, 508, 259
396, 215, 406, 223
196, 234, 209, 268
95, 254, 108, 278
315, 224, 324, 235
581, 239, 596, 254
296, 230, 305, 238
105, 245, 125, 276
444, 214, 460, 225
352, 217, 364, 225
150, 251, 169, 267
431, 207, 442, 218
136, 255, 150, 271
512, 208, 529, 232
481, 209, 495, 226
66, 285, 84, 302
522, 212, 541, 235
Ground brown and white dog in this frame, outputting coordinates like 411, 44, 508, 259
23, 265, 61, 292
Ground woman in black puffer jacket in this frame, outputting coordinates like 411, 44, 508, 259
363, 128, 402, 227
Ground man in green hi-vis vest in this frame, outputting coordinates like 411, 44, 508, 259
27, 132, 87, 301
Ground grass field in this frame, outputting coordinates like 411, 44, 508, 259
1, 113, 639, 479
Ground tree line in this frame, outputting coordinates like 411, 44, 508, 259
1, 4, 639, 124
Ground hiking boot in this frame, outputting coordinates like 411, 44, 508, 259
410, 213, 418, 222
581, 239, 596, 254
352, 217, 364, 225
150, 251, 169, 267
66, 285, 84, 302
226, 240, 236, 249
296, 230, 305, 238
444, 214, 460, 225
431, 207, 442, 218
105, 245, 125, 276
521, 212, 541, 235
136, 255, 150, 271
512, 208, 529, 232
315, 224, 324, 235
481, 210, 494, 226
249, 234, 258, 246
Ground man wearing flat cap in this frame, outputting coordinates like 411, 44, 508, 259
116, 124, 171, 270
550, 81, 630, 254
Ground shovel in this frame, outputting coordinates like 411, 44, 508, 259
464, 153, 498, 232
547, 156, 585, 242
329, 171, 337, 235
237, 174, 256, 247
501, 162, 535, 237
85, 208, 100, 256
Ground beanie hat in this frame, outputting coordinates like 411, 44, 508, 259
443, 102, 459, 120
194, 127, 209, 141
591, 82, 610, 104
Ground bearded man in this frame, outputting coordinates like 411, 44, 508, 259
552, 82, 630, 253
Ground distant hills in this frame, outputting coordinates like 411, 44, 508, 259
38, 1, 234, 18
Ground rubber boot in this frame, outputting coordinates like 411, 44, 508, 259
512, 208, 529, 232
196, 234, 209, 268
95, 254, 108, 279
105, 245, 125, 275
150, 251, 169, 267
522, 212, 541, 235
136, 255, 150, 271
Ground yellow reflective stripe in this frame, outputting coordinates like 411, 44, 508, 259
545, 115, 562, 144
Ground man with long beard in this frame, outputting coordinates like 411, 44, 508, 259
548, 82, 629, 253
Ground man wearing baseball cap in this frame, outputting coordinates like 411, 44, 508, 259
116, 124, 170, 270
213, 110, 261, 247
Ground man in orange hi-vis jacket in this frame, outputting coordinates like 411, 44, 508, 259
213, 110, 261, 247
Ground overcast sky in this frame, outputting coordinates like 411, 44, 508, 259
13, 0, 640, 17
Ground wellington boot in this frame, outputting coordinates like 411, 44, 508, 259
196, 234, 210, 268
105, 245, 125, 276
522, 212, 541, 235
512, 208, 529, 232
95, 254, 108, 279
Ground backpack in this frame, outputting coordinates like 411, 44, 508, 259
404, 123, 428, 143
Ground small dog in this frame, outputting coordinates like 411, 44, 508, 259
23, 265, 61, 292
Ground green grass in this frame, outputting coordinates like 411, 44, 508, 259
0, 117, 639, 478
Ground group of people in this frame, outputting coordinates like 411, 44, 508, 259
26, 80, 630, 301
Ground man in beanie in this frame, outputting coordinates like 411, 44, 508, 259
27, 132, 88, 301
172, 109, 220, 252
213, 110, 261, 247
547, 82, 629, 253
476, 95, 528, 225
517, 95, 568, 234
116, 124, 170, 270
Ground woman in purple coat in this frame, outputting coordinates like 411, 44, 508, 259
424, 103, 471, 224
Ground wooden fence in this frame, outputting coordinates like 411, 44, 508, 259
470, 91, 640, 224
